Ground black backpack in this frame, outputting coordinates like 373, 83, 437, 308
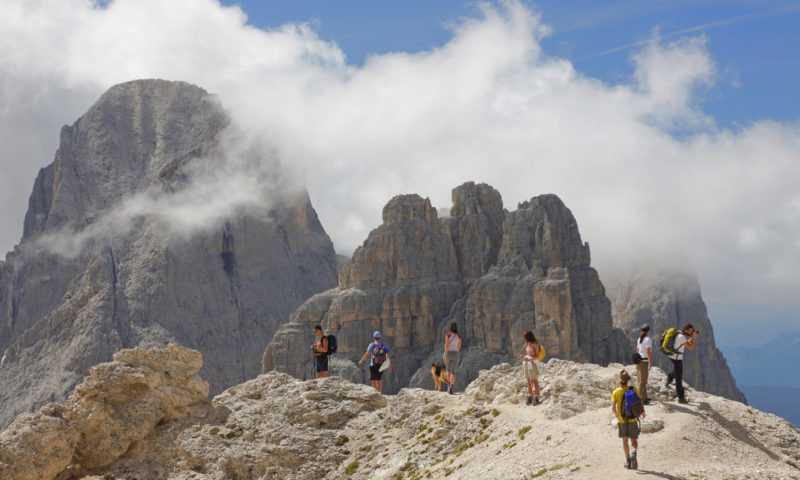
326, 335, 337, 355
371, 342, 387, 365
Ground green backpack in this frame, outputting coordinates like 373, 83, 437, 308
659, 328, 679, 355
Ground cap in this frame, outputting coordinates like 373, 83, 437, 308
373, 330, 381, 339
641, 324, 650, 332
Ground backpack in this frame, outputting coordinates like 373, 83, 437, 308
659, 328, 679, 356
622, 387, 644, 420
326, 335, 337, 355
538, 344, 546, 361
371, 342, 387, 365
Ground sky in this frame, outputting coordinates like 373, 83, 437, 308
0, 0, 799, 349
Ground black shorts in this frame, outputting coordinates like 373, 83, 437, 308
369, 365, 383, 381
315, 355, 328, 373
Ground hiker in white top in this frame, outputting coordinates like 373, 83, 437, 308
636, 324, 652, 405
665, 323, 699, 404
443, 322, 462, 395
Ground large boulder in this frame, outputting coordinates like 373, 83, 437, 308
0, 79, 338, 428
0, 344, 207, 480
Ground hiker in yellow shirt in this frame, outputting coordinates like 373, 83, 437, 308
611, 370, 646, 470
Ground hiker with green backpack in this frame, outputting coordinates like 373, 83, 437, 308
611, 370, 646, 470
661, 323, 699, 404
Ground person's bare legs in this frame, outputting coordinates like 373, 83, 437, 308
371, 380, 382, 393
317, 371, 328, 378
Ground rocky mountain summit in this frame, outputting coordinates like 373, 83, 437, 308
1, 345, 797, 480
0, 79, 338, 428
605, 268, 745, 402
263, 183, 629, 393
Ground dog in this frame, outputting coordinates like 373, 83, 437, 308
431, 362, 448, 391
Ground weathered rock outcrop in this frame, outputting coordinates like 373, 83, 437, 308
0, 79, 338, 427
263, 183, 629, 393
0, 344, 208, 480
3, 346, 797, 480
605, 268, 746, 402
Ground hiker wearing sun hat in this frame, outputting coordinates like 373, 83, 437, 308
358, 330, 392, 393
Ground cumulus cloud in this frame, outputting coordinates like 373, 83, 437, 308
1, 0, 799, 318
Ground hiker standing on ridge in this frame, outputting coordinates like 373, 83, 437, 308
664, 323, 699, 404
636, 324, 652, 405
443, 322, 462, 395
612, 370, 646, 470
358, 330, 392, 393
519, 330, 541, 406
310, 325, 329, 378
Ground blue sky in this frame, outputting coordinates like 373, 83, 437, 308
225, 0, 800, 128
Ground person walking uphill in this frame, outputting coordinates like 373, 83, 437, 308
443, 322, 462, 394
519, 331, 541, 406
310, 325, 329, 378
612, 370, 646, 470
665, 323, 699, 404
358, 331, 392, 393
636, 324, 652, 405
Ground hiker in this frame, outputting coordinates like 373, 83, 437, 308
310, 325, 329, 378
611, 370, 646, 470
664, 323, 699, 404
519, 330, 540, 406
358, 330, 392, 393
636, 324, 652, 405
443, 322, 462, 394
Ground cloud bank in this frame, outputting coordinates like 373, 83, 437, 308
1, 0, 799, 313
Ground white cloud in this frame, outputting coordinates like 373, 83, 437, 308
1, 0, 799, 310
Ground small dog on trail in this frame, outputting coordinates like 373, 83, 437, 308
431, 362, 448, 391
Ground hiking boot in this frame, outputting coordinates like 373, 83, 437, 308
624, 457, 631, 469
630, 452, 638, 470
677, 398, 688, 404
448, 385, 453, 395
643, 399, 651, 406
526, 395, 532, 405
534, 396, 540, 406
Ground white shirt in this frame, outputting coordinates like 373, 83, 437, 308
669, 333, 689, 360
637, 336, 652, 359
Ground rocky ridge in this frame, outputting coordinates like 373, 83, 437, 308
0, 79, 338, 428
1, 345, 797, 480
263, 182, 629, 393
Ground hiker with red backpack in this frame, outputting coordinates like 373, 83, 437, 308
358, 330, 392, 393
662, 323, 699, 404
311, 325, 329, 378
611, 370, 646, 470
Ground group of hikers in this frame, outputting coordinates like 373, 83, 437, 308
311, 321, 700, 471
615, 322, 699, 469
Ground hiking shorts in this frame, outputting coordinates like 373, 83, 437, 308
369, 365, 384, 381
523, 361, 539, 381
618, 421, 640, 439
315, 354, 328, 373
445, 351, 459, 372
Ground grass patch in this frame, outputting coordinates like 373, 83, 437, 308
209, 427, 219, 435
531, 468, 548, 478
345, 460, 360, 475
491, 408, 500, 417
334, 435, 349, 446
518, 425, 532, 440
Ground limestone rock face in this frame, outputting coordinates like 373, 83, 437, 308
0, 79, 337, 428
0, 344, 207, 480
605, 268, 746, 402
264, 183, 629, 393
3, 347, 796, 480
